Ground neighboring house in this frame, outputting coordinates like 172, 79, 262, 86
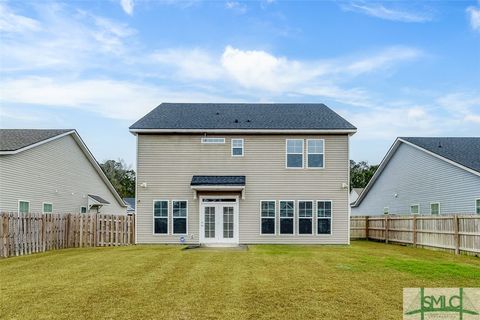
130, 103, 356, 245
352, 137, 480, 216
0, 129, 127, 214
124, 197, 136, 214
349, 188, 364, 205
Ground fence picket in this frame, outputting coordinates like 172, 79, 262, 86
351, 215, 479, 255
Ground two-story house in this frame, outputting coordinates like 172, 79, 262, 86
0, 129, 127, 214
130, 103, 356, 245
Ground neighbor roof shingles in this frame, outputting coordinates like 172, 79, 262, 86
0, 129, 73, 152
130, 103, 356, 130
401, 137, 480, 173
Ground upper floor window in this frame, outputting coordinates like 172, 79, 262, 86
231, 139, 244, 157
298, 201, 313, 234
410, 204, 419, 215
430, 203, 440, 215
154, 200, 169, 234
317, 201, 332, 234
43, 203, 53, 214
18, 201, 29, 214
173, 200, 188, 234
286, 139, 304, 168
201, 137, 225, 144
307, 139, 324, 168
260, 201, 276, 234
476, 199, 480, 214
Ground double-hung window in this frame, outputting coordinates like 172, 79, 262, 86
430, 203, 440, 215
260, 201, 276, 234
298, 201, 313, 234
18, 201, 29, 214
317, 201, 332, 234
231, 139, 244, 157
279, 201, 294, 234
173, 201, 188, 234
307, 139, 324, 168
43, 203, 53, 214
286, 139, 304, 168
410, 204, 419, 215
154, 200, 168, 234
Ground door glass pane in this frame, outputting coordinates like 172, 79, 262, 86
223, 207, 234, 239
204, 207, 215, 238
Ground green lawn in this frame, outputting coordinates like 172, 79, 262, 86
0, 241, 479, 320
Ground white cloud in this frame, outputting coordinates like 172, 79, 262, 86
0, 3, 136, 72
437, 92, 480, 125
120, 0, 134, 15
0, 77, 236, 120
467, 6, 480, 31
342, 2, 433, 22
225, 1, 247, 14
0, 3, 40, 32
151, 48, 224, 80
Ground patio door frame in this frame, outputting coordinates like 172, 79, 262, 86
199, 195, 240, 245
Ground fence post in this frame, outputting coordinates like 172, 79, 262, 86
385, 215, 389, 244
412, 215, 417, 247
453, 215, 460, 255
365, 216, 369, 240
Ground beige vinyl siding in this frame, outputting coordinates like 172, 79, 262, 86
0, 135, 125, 214
136, 134, 350, 244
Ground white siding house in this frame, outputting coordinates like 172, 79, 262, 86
0, 129, 127, 214
352, 137, 480, 216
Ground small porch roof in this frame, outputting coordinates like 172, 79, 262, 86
190, 175, 246, 199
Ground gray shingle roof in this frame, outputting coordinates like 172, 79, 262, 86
191, 175, 246, 186
401, 137, 480, 173
0, 129, 73, 152
88, 194, 110, 204
130, 103, 356, 131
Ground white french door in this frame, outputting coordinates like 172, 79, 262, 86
199, 197, 239, 245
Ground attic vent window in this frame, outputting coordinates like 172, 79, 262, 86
201, 137, 225, 144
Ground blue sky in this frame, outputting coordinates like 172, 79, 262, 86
1, 0, 479, 167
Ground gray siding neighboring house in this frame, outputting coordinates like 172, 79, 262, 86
349, 188, 364, 205
0, 129, 127, 214
352, 137, 480, 216
131, 103, 356, 245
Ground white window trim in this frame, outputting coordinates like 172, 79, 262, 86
153, 199, 169, 235
430, 202, 440, 215
42, 202, 53, 214
286, 139, 304, 169
172, 200, 188, 235
201, 137, 225, 144
259, 200, 276, 235
279, 200, 295, 236
80, 206, 87, 214
476, 198, 480, 215
383, 207, 389, 215
231, 138, 244, 157
18, 200, 30, 214
306, 139, 325, 169
410, 204, 420, 215
297, 200, 314, 235
316, 200, 333, 235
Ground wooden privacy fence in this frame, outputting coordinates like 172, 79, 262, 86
351, 215, 480, 255
0, 212, 135, 258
